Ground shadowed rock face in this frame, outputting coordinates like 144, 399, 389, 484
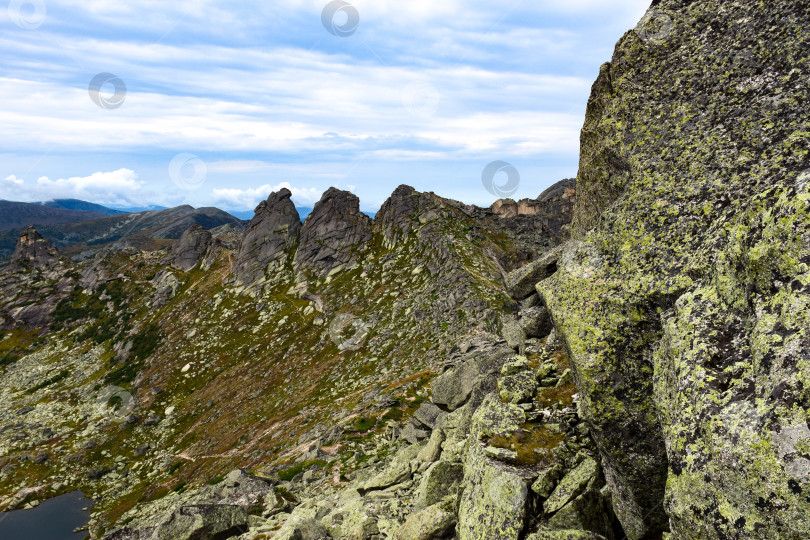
10, 227, 59, 270
170, 225, 213, 272
294, 187, 372, 278
232, 189, 301, 290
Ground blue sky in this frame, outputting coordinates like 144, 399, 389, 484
0, 0, 653, 213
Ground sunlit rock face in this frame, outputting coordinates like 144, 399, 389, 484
540, 1, 810, 538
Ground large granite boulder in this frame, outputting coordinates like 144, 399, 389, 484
170, 224, 212, 272
232, 189, 301, 291
539, 1, 810, 538
506, 247, 562, 300
294, 187, 372, 279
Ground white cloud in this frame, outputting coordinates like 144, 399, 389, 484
0, 169, 144, 204
211, 182, 323, 209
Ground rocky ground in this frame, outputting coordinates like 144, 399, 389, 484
0, 179, 595, 539
2, 1, 809, 539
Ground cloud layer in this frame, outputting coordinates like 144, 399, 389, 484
0, 0, 653, 209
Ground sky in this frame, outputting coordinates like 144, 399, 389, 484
0, 0, 654, 213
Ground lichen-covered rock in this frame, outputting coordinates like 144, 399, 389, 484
498, 371, 539, 404
169, 224, 212, 272
151, 504, 248, 540
294, 187, 372, 279
273, 516, 330, 540
415, 461, 464, 510
232, 189, 301, 290
395, 499, 456, 540
431, 346, 512, 411
471, 393, 526, 440
413, 402, 446, 430
539, 1, 810, 538
526, 529, 606, 540
456, 441, 532, 540
543, 457, 599, 515
360, 443, 421, 492
501, 316, 526, 354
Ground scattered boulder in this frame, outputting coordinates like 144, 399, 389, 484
519, 306, 553, 339
413, 402, 446, 430
395, 500, 457, 540
505, 246, 561, 300
501, 316, 526, 355
415, 461, 464, 510
152, 505, 248, 540
499, 371, 539, 404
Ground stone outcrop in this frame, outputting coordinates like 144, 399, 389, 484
374, 185, 447, 247
491, 179, 576, 232
169, 224, 212, 272
294, 187, 372, 279
10, 226, 60, 270
232, 189, 301, 291
539, 1, 810, 539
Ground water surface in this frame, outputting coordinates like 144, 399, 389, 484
0, 491, 92, 540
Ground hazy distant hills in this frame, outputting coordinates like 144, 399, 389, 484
42, 199, 128, 216
0, 201, 245, 262
0, 200, 114, 231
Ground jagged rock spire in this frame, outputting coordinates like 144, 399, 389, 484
232, 189, 301, 289
375, 185, 443, 247
10, 226, 59, 270
294, 187, 372, 279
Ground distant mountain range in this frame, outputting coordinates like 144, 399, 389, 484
0, 200, 245, 263
42, 199, 129, 216
0, 198, 374, 264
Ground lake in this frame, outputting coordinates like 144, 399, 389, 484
0, 491, 93, 539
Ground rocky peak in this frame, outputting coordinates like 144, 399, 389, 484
169, 224, 213, 272
374, 184, 445, 247
10, 226, 60, 270
231, 189, 301, 290
294, 187, 372, 279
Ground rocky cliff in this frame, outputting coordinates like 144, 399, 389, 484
232, 189, 302, 291
540, 1, 810, 539
294, 187, 373, 279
